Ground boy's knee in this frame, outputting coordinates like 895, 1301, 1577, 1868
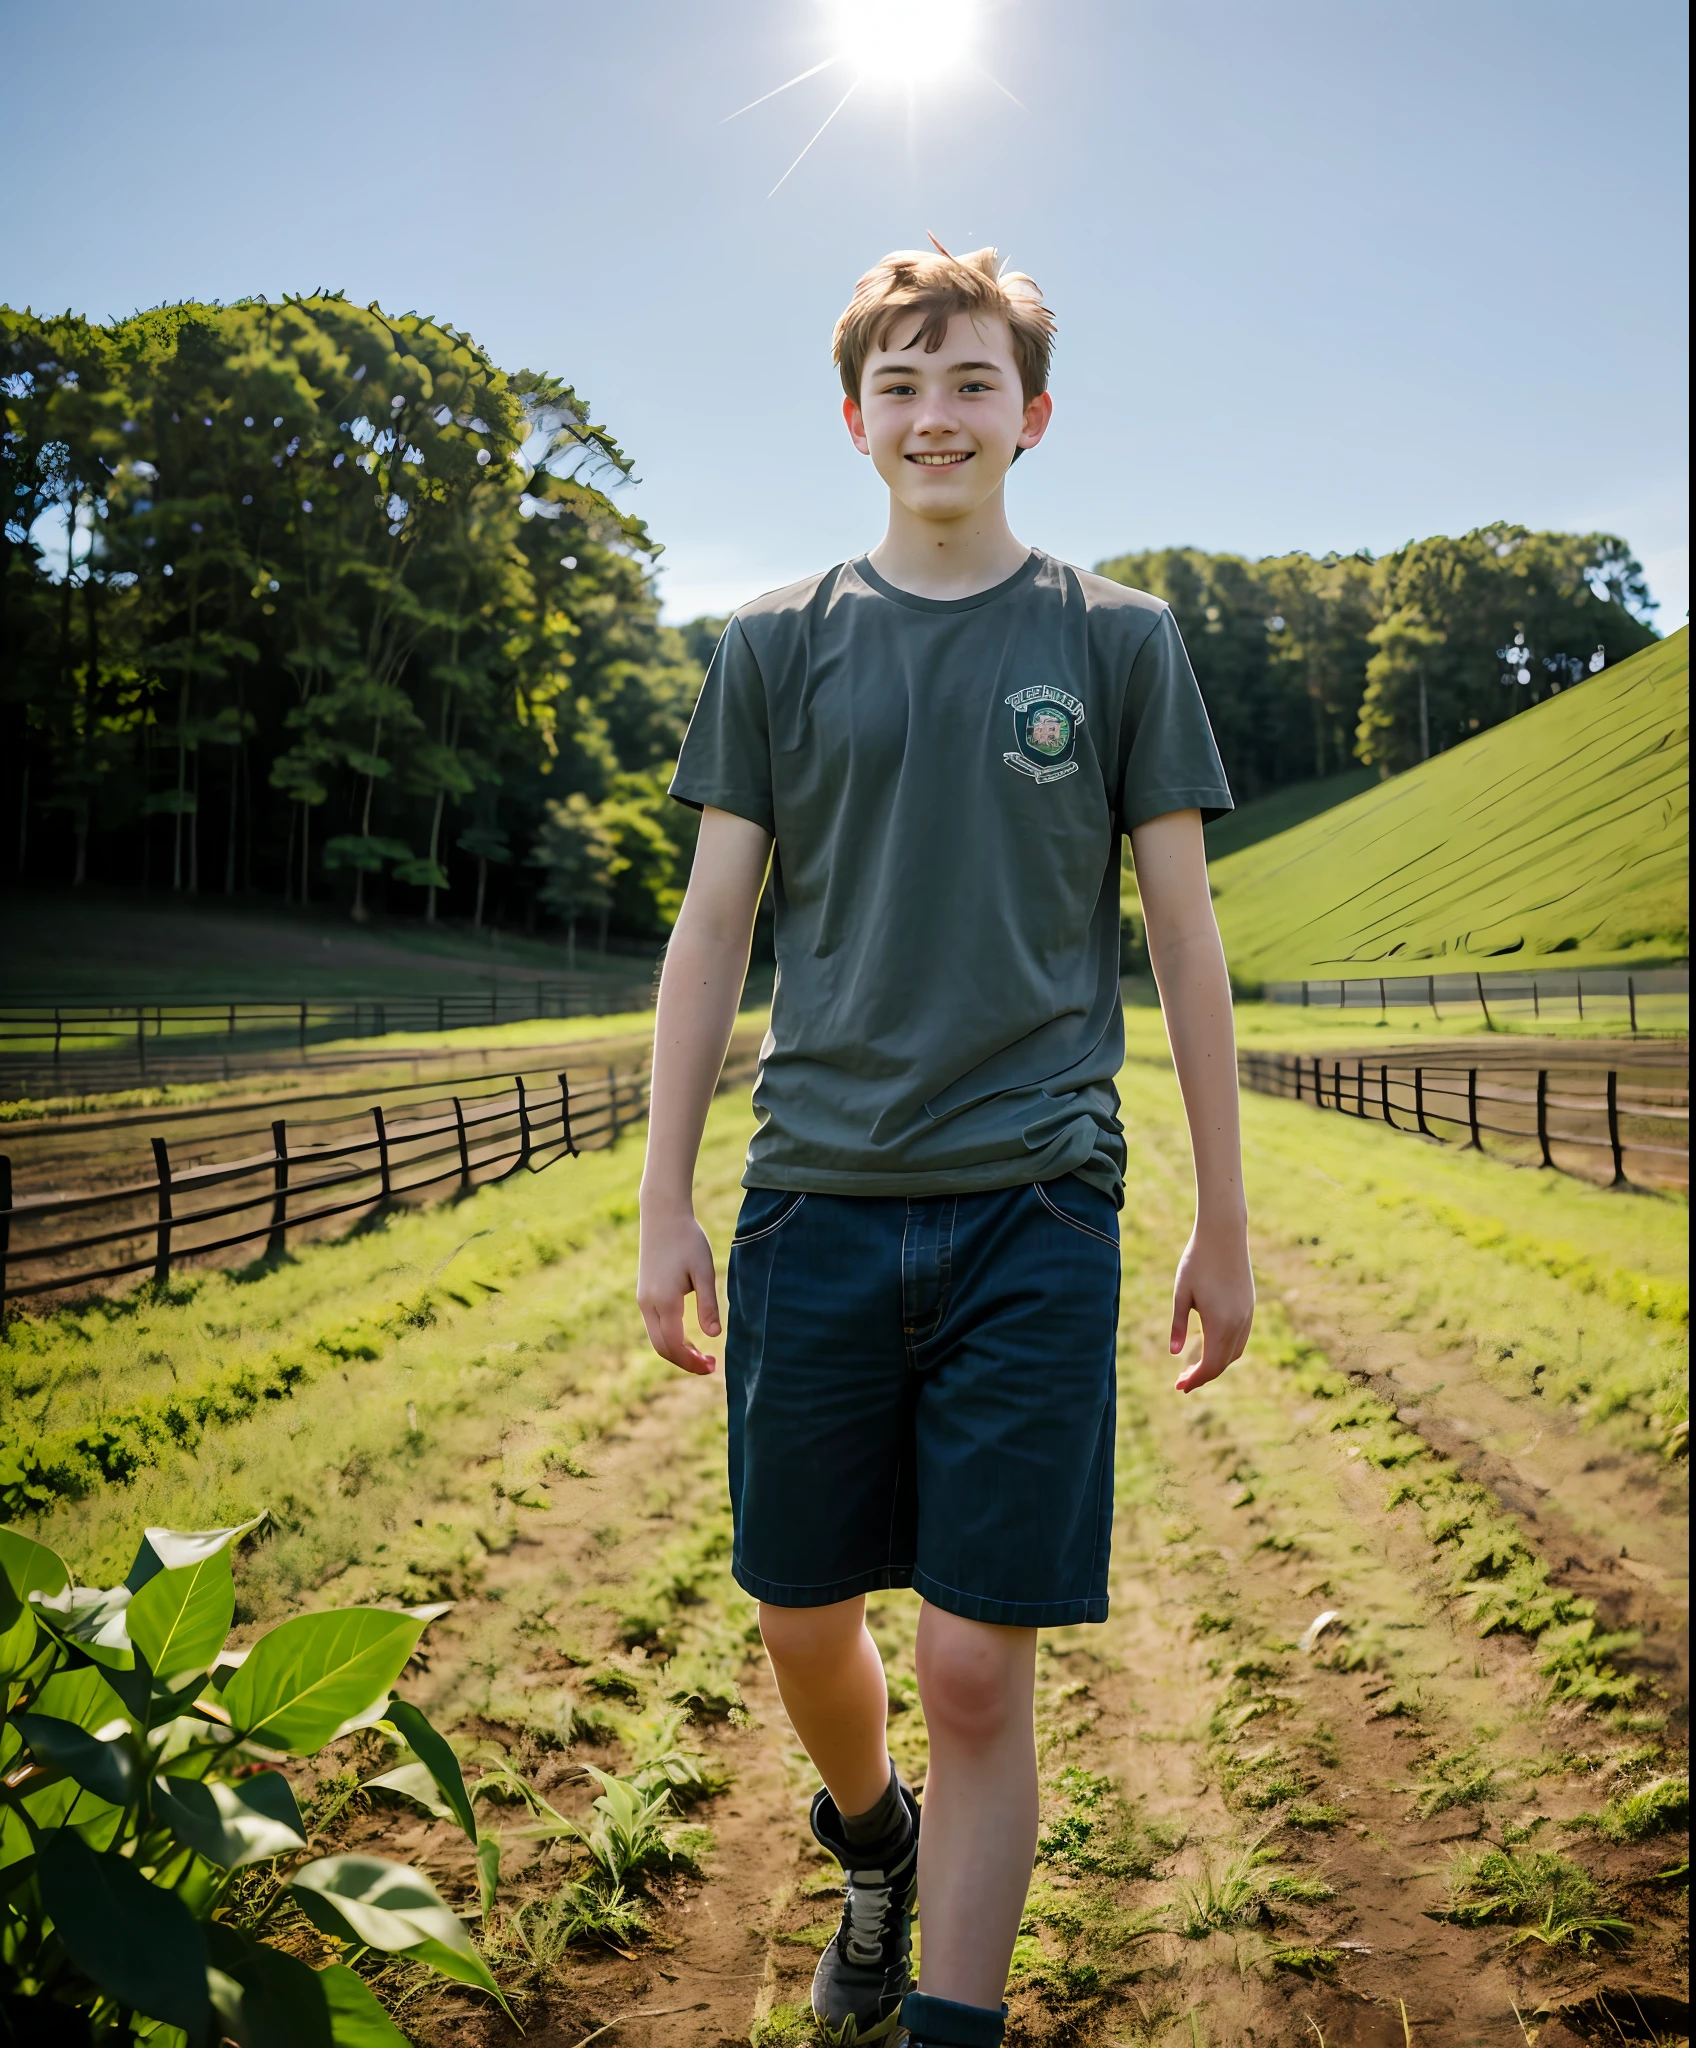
918, 1621, 1034, 1749
760, 1597, 864, 1673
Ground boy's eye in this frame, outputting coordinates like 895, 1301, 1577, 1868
959, 381, 990, 393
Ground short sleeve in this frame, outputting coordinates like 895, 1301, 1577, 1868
1115, 607, 1234, 830
669, 618, 776, 835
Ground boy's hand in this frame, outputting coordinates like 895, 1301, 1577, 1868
1169, 1221, 1255, 1393
637, 1205, 722, 1376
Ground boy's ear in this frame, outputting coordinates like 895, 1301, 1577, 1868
843, 394, 871, 456
1017, 389, 1054, 454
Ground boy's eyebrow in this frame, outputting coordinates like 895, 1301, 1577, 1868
868, 358, 1005, 377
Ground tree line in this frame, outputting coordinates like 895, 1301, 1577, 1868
1, 297, 713, 951
1, 295, 1663, 951
1095, 530, 1658, 799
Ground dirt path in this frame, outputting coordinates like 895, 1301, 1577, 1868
327, 1066, 1686, 2048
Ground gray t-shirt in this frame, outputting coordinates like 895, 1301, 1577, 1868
670, 549, 1232, 1202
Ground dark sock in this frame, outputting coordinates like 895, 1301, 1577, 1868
899, 1992, 1007, 2047
839, 1760, 909, 1855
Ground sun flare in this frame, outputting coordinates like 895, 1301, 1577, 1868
726, 0, 1009, 196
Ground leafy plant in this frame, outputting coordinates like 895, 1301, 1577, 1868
1173, 1839, 1334, 1938
1439, 1847, 1633, 1952
1413, 1745, 1500, 1818
0, 1516, 509, 2041
1569, 1774, 1689, 1845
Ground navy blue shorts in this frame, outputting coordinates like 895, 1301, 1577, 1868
724, 1177, 1120, 1628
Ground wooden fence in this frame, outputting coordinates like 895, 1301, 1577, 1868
0, 984, 657, 1096
1238, 1046, 1688, 1188
0, 1047, 735, 1318
1261, 966, 1687, 1032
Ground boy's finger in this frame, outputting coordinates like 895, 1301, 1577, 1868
694, 1257, 723, 1339
1168, 1289, 1192, 1356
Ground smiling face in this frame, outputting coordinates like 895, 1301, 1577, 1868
844, 309, 1052, 523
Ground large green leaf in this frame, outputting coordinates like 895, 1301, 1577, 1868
364, 1760, 457, 1822
0, 1527, 69, 1678
37, 1829, 212, 2042
218, 1610, 424, 1753
127, 1549, 236, 1686
204, 1922, 333, 2048
288, 1855, 507, 2009
320, 1965, 413, 2047
126, 1516, 266, 1595
31, 1583, 134, 1668
153, 1771, 306, 1868
14, 1711, 139, 1807
30, 1661, 137, 1736
378, 1697, 476, 1842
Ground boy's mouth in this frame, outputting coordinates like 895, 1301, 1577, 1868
906, 451, 973, 467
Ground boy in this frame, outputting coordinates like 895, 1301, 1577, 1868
637, 245, 1254, 2048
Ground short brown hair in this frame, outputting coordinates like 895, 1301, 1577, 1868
833, 243, 1056, 404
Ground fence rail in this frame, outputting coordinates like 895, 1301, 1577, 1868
1262, 966, 1687, 1032
0, 1045, 739, 1318
1239, 1046, 1688, 1189
0, 985, 658, 1098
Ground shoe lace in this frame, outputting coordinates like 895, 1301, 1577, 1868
842, 1868, 893, 1966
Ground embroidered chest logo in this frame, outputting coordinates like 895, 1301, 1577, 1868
1003, 686, 1084, 785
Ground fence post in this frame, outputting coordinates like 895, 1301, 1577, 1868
373, 1107, 391, 1200
1414, 1066, 1431, 1137
137, 1007, 147, 1077
228, 1002, 237, 1039
1606, 1069, 1627, 1187
606, 1065, 621, 1145
515, 1077, 531, 1170
1378, 977, 1386, 1019
1380, 1064, 1395, 1129
1301, 980, 1309, 1007
1467, 1068, 1481, 1150
1355, 1059, 1365, 1117
1293, 1055, 1302, 1104
1332, 1061, 1342, 1112
1476, 972, 1493, 1031
53, 1008, 61, 1072
1532, 978, 1540, 1022
1428, 974, 1437, 1018
269, 1121, 289, 1255
1575, 975, 1584, 1021
453, 1097, 470, 1183
0, 1153, 11, 1333
1535, 1069, 1552, 1168
558, 1073, 578, 1157
299, 1000, 308, 1051
151, 1136, 173, 1288
1628, 976, 1638, 1035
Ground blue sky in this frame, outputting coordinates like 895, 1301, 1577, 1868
4, 0, 1688, 624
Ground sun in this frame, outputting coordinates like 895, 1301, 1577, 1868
825, 0, 980, 90
727, 0, 1012, 195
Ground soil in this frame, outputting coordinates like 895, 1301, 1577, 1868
337, 1190, 1688, 2048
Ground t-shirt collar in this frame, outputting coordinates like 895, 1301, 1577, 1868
850, 548, 1043, 615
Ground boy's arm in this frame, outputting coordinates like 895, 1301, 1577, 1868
1129, 807, 1255, 1392
638, 806, 773, 1376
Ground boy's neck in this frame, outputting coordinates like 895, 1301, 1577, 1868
866, 488, 1032, 602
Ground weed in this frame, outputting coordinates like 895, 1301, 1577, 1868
749, 2003, 819, 2047
1173, 1840, 1332, 1937
1440, 1847, 1634, 1952
1568, 1774, 1689, 1844
1267, 1943, 1341, 1977
1036, 1765, 1165, 1879
1283, 1802, 1347, 1831
502, 1879, 647, 1964
1414, 1745, 1501, 1818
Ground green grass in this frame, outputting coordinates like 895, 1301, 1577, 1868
1206, 628, 1689, 980
1440, 1847, 1633, 1952
0, 887, 655, 1001
1203, 769, 1376, 861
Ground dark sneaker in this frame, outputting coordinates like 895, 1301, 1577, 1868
808, 1781, 921, 2044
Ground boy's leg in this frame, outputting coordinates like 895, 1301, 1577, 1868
911, 1603, 1039, 2006
759, 1594, 891, 1816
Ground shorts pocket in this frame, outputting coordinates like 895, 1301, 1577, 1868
1033, 1178, 1120, 1249
731, 1189, 808, 1245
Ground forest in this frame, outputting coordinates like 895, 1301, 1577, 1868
1, 297, 1663, 943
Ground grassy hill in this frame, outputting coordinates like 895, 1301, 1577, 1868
0, 891, 656, 1002
1208, 628, 1689, 982
1203, 768, 1376, 860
